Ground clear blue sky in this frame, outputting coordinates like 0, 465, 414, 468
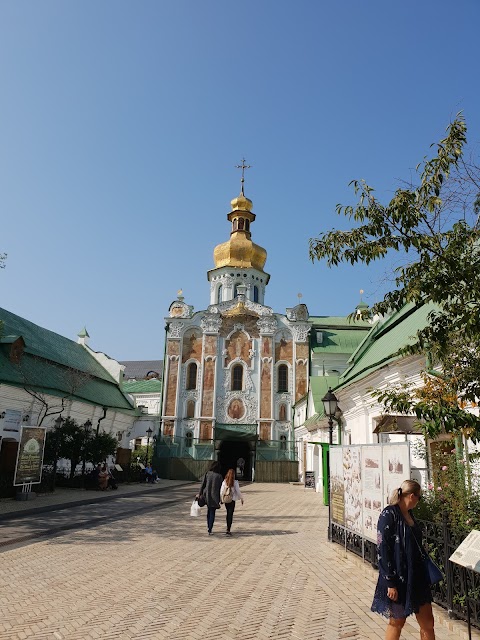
1, 1, 479, 360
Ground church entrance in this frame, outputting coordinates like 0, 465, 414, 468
218, 440, 253, 480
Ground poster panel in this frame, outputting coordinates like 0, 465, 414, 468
361, 445, 383, 542
14, 426, 47, 486
329, 446, 345, 526
3, 409, 21, 437
343, 446, 362, 533
382, 442, 411, 506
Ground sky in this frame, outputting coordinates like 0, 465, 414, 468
1, 1, 479, 360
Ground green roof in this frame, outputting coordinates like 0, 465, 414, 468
309, 315, 371, 328
0, 307, 135, 412
337, 304, 432, 389
311, 328, 371, 354
122, 379, 162, 394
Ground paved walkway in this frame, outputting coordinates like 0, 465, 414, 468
0, 479, 188, 518
0, 483, 477, 640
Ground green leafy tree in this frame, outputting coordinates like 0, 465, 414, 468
86, 431, 118, 465
57, 417, 88, 479
309, 113, 480, 398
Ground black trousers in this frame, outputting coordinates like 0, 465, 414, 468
225, 500, 236, 531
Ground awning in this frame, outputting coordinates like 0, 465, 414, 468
214, 424, 258, 441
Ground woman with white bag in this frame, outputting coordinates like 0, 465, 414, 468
220, 468, 244, 536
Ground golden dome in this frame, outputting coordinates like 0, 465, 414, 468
230, 193, 253, 212
213, 232, 267, 270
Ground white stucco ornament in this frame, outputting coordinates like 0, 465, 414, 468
257, 317, 277, 334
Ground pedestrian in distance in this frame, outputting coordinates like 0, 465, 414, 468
98, 464, 109, 491
220, 468, 244, 535
371, 479, 436, 640
198, 461, 223, 535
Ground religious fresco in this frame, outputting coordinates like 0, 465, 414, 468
275, 333, 293, 363
164, 360, 178, 416
260, 422, 271, 441
227, 398, 245, 420
203, 334, 217, 357
224, 330, 252, 367
295, 362, 307, 401
260, 360, 272, 418
200, 421, 212, 440
182, 329, 202, 363
167, 340, 180, 356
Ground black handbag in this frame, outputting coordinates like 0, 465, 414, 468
197, 473, 207, 507
197, 495, 206, 507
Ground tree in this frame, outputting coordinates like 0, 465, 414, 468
309, 113, 480, 400
57, 417, 87, 479
86, 431, 118, 465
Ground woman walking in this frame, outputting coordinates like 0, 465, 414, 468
220, 468, 244, 535
199, 461, 223, 535
371, 479, 435, 640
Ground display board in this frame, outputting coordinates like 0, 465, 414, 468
329, 442, 411, 541
344, 447, 362, 533
450, 530, 480, 572
330, 446, 345, 526
13, 426, 47, 486
361, 445, 383, 541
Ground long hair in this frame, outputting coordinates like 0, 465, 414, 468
389, 479, 421, 505
224, 468, 235, 487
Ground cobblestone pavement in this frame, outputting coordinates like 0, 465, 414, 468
0, 483, 477, 640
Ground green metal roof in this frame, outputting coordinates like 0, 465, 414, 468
311, 328, 371, 354
337, 304, 432, 389
311, 375, 340, 415
309, 315, 371, 328
0, 307, 135, 413
122, 379, 162, 394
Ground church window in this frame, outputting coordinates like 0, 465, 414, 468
279, 403, 287, 421
233, 218, 238, 231
186, 400, 195, 418
245, 219, 250, 231
186, 362, 197, 390
278, 364, 288, 392
232, 364, 243, 391
217, 284, 223, 304
185, 431, 193, 448
253, 285, 259, 303
280, 434, 287, 450
238, 218, 245, 230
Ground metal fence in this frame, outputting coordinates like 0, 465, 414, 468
155, 436, 298, 462
331, 519, 479, 629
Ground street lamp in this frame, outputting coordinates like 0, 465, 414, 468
322, 387, 339, 541
82, 419, 93, 478
54, 415, 64, 429
145, 427, 153, 466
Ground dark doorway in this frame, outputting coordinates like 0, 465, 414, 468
218, 440, 252, 480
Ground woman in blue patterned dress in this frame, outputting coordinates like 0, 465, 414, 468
371, 479, 435, 639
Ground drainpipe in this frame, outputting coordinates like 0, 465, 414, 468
96, 406, 107, 436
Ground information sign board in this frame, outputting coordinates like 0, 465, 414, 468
330, 446, 345, 526
450, 530, 480, 572
304, 470, 315, 488
13, 426, 47, 486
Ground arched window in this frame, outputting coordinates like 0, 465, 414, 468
185, 431, 193, 448
253, 285, 259, 303
186, 400, 195, 418
238, 218, 245, 230
280, 434, 287, 450
186, 362, 197, 390
232, 364, 243, 391
279, 403, 287, 421
278, 364, 288, 392
245, 219, 250, 231
217, 284, 223, 304
233, 218, 238, 231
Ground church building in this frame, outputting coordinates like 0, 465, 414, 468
156, 176, 311, 481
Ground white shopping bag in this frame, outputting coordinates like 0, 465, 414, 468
190, 499, 201, 517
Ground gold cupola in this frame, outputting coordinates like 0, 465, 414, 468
213, 187, 267, 270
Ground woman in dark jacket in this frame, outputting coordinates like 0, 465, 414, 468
371, 479, 435, 639
199, 461, 223, 535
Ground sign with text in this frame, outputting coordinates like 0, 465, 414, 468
450, 530, 480, 572
13, 426, 47, 486
304, 470, 315, 488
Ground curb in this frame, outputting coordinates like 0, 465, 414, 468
0, 481, 196, 522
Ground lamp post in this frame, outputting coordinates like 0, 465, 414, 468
322, 387, 339, 541
81, 419, 93, 479
145, 427, 153, 466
